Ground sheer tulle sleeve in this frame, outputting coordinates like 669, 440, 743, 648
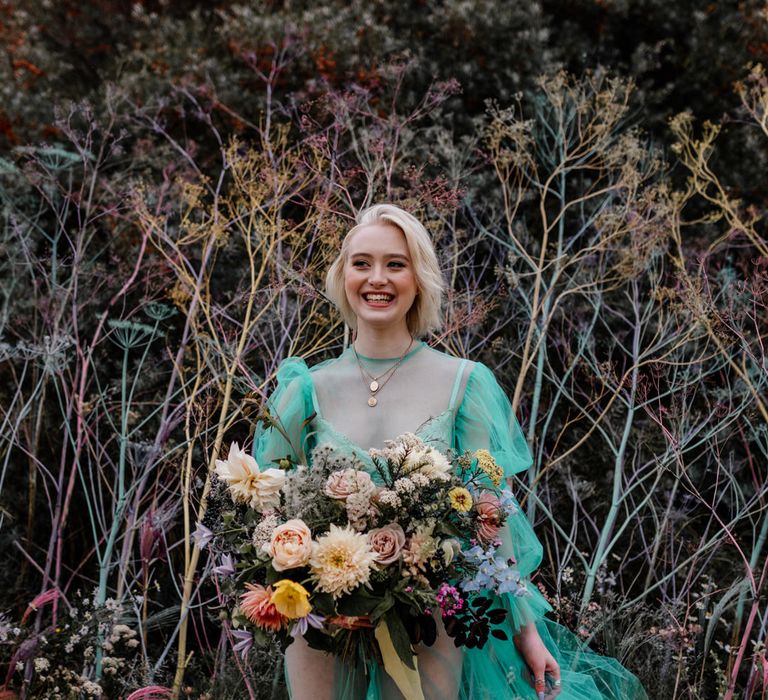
252, 358, 316, 468
454, 362, 552, 633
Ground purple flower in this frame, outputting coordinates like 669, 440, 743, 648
231, 629, 253, 659
290, 613, 325, 638
192, 522, 214, 549
213, 553, 235, 577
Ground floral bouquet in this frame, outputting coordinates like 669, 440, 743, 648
199, 433, 528, 697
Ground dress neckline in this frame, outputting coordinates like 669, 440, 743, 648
348, 340, 426, 363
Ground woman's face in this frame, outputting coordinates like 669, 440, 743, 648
343, 223, 418, 335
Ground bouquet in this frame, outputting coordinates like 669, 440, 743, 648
199, 433, 528, 695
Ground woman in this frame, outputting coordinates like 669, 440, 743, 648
253, 204, 646, 700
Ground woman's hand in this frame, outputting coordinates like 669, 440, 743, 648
514, 622, 561, 699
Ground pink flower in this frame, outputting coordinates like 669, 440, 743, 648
367, 523, 406, 565
268, 519, 313, 571
475, 492, 503, 545
324, 469, 375, 501
240, 583, 287, 632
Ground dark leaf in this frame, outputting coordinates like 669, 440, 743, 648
491, 629, 508, 641
384, 610, 416, 670
422, 615, 437, 646
338, 588, 382, 616
443, 616, 459, 636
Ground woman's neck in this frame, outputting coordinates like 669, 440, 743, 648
353, 326, 415, 359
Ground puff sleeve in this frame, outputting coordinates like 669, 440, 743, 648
454, 361, 552, 633
252, 358, 316, 468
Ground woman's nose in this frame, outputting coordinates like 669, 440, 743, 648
368, 264, 387, 285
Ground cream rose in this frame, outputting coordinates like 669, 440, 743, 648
324, 469, 375, 501
268, 519, 313, 571
367, 523, 406, 565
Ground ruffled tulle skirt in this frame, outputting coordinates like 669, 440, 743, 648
285, 594, 647, 700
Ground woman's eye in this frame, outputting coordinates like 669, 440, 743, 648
388, 261, 405, 268
351, 260, 368, 268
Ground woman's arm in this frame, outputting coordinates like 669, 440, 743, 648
514, 622, 561, 698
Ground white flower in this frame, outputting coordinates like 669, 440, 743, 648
215, 442, 285, 511
309, 524, 378, 598
253, 513, 280, 552
440, 538, 461, 566
394, 478, 416, 494
403, 445, 452, 481
346, 490, 375, 531
33, 657, 50, 672
376, 489, 402, 508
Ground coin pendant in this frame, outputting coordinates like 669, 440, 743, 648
370, 380, 379, 392
367, 396, 378, 407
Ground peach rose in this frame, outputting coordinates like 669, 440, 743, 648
324, 469, 375, 501
475, 492, 503, 545
268, 519, 313, 571
367, 523, 406, 565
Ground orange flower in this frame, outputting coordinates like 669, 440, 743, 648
240, 583, 287, 632
475, 492, 503, 545
327, 615, 374, 630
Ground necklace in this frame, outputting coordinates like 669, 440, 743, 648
353, 337, 414, 407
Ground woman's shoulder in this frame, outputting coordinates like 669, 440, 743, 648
420, 343, 478, 375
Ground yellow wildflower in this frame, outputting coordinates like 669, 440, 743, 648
270, 579, 312, 619
474, 449, 503, 487
449, 487, 473, 512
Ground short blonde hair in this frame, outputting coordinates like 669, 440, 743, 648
325, 204, 445, 338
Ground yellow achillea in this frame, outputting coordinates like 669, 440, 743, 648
271, 579, 312, 619
449, 487, 473, 512
474, 449, 503, 487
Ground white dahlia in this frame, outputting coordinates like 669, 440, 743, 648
309, 524, 377, 598
214, 442, 285, 511
404, 445, 452, 481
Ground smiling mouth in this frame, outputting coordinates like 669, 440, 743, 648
362, 293, 395, 304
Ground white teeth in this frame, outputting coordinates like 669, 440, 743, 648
365, 294, 393, 302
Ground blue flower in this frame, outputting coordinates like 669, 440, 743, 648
231, 629, 253, 659
499, 489, 518, 516
213, 553, 235, 577
290, 613, 325, 638
192, 523, 214, 549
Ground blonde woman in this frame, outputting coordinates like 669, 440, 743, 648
253, 204, 646, 700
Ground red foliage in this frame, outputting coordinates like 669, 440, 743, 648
0, 112, 16, 144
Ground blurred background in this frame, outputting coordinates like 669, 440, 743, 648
0, 1, 766, 698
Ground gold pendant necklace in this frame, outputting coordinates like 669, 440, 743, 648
353, 337, 414, 408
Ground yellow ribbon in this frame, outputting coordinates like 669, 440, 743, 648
374, 622, 425, 700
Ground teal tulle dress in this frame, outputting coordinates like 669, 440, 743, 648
252, 341, 647, 700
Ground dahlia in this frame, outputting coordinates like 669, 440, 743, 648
309, 524, 377, 598
240, 583, 287, 631
214, 442, 285, 511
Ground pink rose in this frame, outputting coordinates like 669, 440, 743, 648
367, 523, 406, 565
475, 492, 503, 545
324, 469, 375, 501
268, 519, 313, 571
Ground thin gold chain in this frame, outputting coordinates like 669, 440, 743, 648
352, 337, 414, 407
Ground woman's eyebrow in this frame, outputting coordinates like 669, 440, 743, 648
349, 252, 410, 260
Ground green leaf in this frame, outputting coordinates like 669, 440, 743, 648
312, 592, 336, 616
383, 610, 415, 670
337, 588, 382, 616
369, 591, 395, 622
